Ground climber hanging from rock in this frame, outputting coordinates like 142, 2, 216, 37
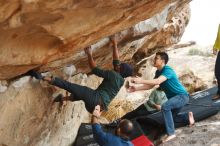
27, 35, 133, 113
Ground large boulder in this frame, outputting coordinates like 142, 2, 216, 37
179, 70, 207, 94
0, 1, 194, 146
0, 0, 190, 80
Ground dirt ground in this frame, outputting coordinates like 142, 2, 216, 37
161, 113, 220, 146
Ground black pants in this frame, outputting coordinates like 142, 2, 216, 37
215, 51, 220, 95
121, 104, 155, 120
50, 77, 101, 113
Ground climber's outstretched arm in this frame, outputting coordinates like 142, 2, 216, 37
110, 35, 119, 61
84, 46, 96, 69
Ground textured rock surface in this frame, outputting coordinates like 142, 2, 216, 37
179, 70, 207, 94
0, 44, 218, 146
0, 75, 90, 146
0, 0, 190, 80
162, 114, 220, 146
0, 1, 195, 146
133, 1, 191, 61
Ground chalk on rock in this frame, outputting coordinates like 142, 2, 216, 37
12, 76, 30, 88
0, 82, 7, 93
41, 72, 52, 77
63, 64, 76, 77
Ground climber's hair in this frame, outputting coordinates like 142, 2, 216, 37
156, 52, 169, 64
118, 119, 133, 138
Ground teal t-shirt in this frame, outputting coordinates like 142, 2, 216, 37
92, 67, 124, 109
155, 65, 188, 99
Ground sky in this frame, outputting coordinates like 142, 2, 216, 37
180, 0, 220, 46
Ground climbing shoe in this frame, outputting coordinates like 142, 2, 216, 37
27, 70, 44, 80
105, 119, 121, 128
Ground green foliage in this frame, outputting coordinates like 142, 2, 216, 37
188, 48, 212, 57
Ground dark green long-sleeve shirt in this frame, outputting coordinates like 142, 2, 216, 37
92, 66, 124, 109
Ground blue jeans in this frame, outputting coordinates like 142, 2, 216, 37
161, 94, 189, 135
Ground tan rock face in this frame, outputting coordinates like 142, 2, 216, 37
0, 1, 192, 145
133, 1, 190, 61
0, 76, 90, 146
179, 71, 207, 94
0, 0, 190, 80
1, 46, 217, 146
